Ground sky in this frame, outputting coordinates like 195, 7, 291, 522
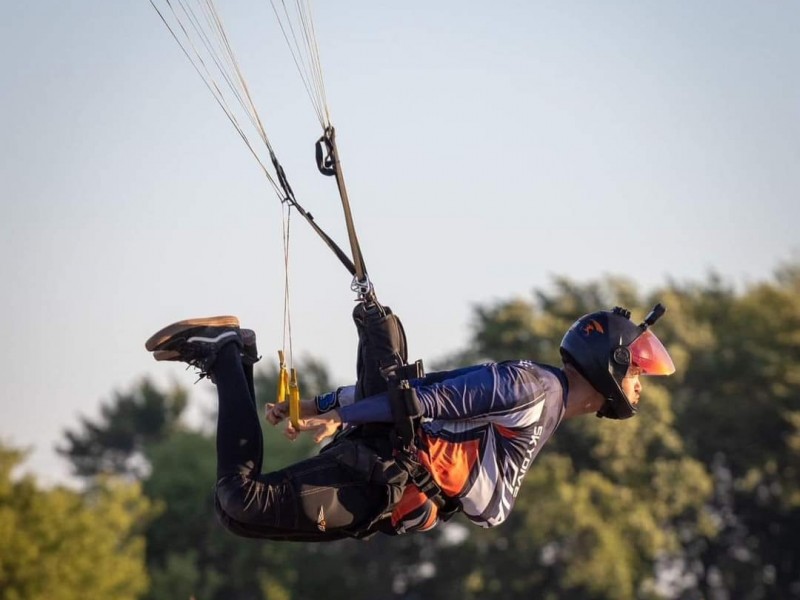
1, 1, 798, 486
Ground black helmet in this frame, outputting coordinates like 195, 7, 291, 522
559, 304, 675, 420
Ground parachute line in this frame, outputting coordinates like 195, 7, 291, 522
281, 202, 294, 365
149, 0, 284, 200
150, 0, 367, 289
269, 0, 330, 128
151, 0, 375, 397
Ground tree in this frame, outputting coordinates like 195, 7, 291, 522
426, 269, 800, 599
0, 443, 152, 600
658, 266, 800, 598
55, 268, 800, 599
412, 277, 714, 600
57, 378, 188, 479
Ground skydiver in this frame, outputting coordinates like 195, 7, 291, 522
144, 300, 675, 541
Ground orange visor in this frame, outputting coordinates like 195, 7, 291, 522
628, 330, 675, 376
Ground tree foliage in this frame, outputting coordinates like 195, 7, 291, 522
658, 267, 800, 598
0, 444, 152, 600
57, 378, 188, 479
36, 264, 800, 599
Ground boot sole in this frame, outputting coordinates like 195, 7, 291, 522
145, 316, 240, 352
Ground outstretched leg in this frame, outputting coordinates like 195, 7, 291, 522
213, 342, 264, 479
146, 316, 393, 541
144, 317, 265, 480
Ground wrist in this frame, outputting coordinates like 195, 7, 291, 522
301, 398, 318, 417
315, 386, 345, 413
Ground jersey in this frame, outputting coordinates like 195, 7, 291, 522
413, 361, 566, 527
337, 360, 568, 529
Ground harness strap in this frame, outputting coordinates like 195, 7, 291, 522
316, 126, 370, 295
393, 448, 460, 522
387, 366, 424, 452
268, 149, 358, 278
348, 299, 463, 534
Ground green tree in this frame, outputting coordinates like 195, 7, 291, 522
58, 378, 188, 478
424, 269, 800, 600
56, 269, 800, 599
412, 277, 713, 600
659, 266, 800, 598
0, 443, 153, 600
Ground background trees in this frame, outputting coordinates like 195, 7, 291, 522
0, 445, 152, 600
660, 266, 800, 598
4, 266, 798, 599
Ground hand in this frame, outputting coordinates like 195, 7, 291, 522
265, 399, 341, 443
292, 411, 343, 444
265, 398, 317, 426
265, 401, 289, 426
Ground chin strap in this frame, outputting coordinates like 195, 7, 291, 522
596, 395, 635, 420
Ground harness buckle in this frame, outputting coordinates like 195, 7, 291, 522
350, 274, 373, 300
315, 129, 336, 177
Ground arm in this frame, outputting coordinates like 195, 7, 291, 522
313, 385, 357, 413
414, 363, 500, 420
311, 365, 486, 417
336, 364, 497, 424
339, 362, 532, 423
413, 364, 486, 386
265, 399, 343, 443
270, 362, 534, 438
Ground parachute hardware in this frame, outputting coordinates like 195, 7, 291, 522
267, 149, 362, 287
316, 126, 372, 300
349, 299, 452, 515
383, 361, 425, 454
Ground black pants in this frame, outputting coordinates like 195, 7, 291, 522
213, 302, 407, 541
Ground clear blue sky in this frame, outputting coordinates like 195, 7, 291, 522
2, 1, 798, 484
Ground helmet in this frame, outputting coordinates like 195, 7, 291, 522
559, 304, 675, 420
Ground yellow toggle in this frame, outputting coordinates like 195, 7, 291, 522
277, 351, 300, 429
277, 350, 289, 404
288, 368, 301, 429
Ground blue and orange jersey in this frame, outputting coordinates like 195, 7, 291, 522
338, 360, 568, 530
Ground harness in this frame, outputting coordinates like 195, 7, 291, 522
313, 125, 463, 532
344, 299, 461, 535
388, 377, 461, 525
286, 126, 460, 535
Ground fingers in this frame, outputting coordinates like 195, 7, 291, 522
284, 421, 300, 441
300, 417, 338, 444
265, 402, 288, 426
280, 419, 324, 442
307, 421, 326, 444
314, 426, 333, 444
267, 399, 317, 425
266, 406, 340, 443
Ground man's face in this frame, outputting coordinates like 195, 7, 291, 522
621, 366, 643, 406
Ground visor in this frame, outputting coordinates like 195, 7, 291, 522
628, 330, 675, 376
